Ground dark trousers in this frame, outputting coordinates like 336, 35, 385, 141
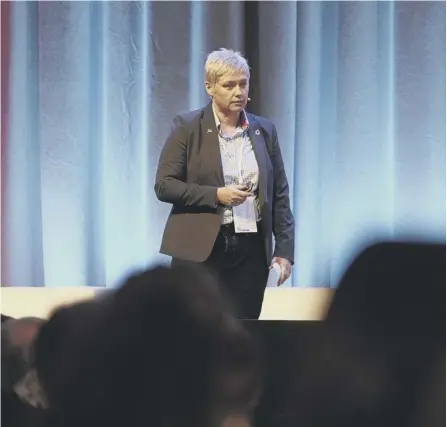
171, 223, 269, 320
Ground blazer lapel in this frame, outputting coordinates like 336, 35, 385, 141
200, 102, 225, 187
247, 118, 268, 209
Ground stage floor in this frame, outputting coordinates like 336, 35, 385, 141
0, 287, 334, 321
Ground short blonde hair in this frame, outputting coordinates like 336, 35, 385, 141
205, 48, 250, 85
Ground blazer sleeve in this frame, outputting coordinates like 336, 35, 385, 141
154, 115, 219, 208
270, 124, 295, 264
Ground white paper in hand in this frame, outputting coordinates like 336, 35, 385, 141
266, 262, 281, 287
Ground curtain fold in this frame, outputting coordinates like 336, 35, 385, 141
1, 1, 445, 287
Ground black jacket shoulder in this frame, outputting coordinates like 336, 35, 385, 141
174, 107, 206, 127
247, 112, 276, 135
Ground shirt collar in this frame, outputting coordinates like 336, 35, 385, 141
212, 105, 249, 132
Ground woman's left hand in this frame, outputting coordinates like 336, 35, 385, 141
270, 257, 292, 285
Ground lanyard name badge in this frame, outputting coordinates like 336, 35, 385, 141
223, 137, 257, 233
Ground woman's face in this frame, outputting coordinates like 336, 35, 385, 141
206, 72, 249, 115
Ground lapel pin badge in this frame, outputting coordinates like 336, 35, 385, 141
255, 129, 260, 135
207, 129, 213, 133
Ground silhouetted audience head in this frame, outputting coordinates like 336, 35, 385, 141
36, 264, 261, 427
2, 314, 14, 323
34, 297, 111, 405
326, 241, 445, 333
292, 241, 445, 427
2, 316, 47, 427
2, 317, 46, 396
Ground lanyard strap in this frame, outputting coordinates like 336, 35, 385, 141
232, 138, 244, 185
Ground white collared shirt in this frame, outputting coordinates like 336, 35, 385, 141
212, 108, 261, 224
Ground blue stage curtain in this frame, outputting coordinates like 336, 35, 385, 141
1, 1, 445, 287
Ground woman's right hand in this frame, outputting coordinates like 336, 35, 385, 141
216, 185, 252, 207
